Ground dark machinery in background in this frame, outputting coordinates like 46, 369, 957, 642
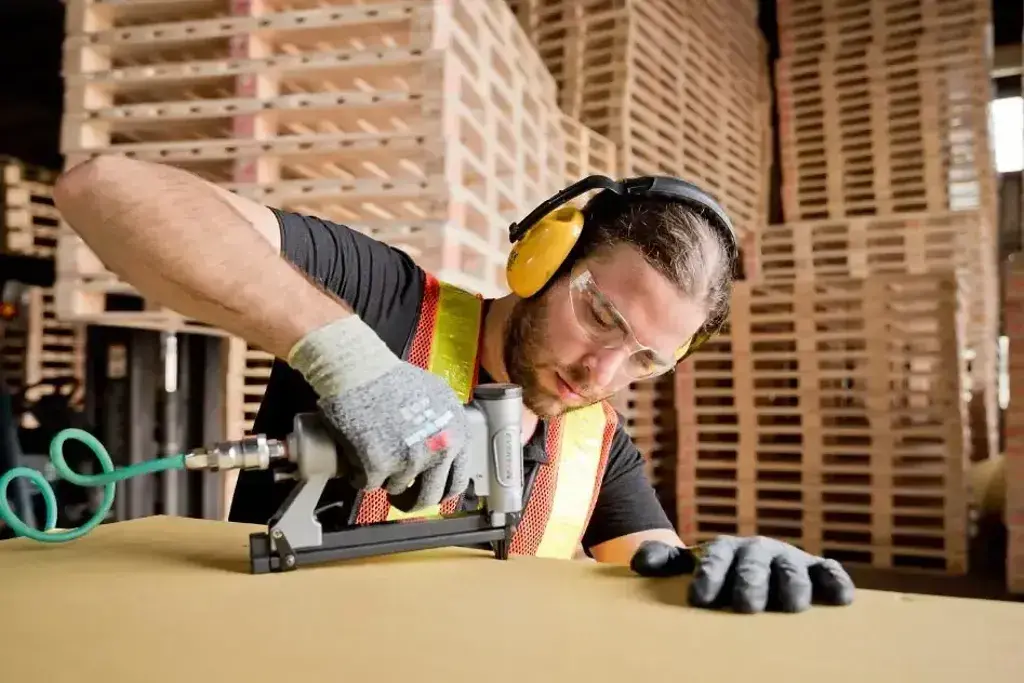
83, 325, 229, 523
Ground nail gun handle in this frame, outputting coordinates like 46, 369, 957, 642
471, 383, 524, 516
288, 383, 525, 516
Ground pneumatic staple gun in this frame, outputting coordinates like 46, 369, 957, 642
185, 383, 526, 574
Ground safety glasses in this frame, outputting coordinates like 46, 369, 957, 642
567, 264, 713, 383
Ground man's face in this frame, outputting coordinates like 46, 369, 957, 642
503, 244, 708, 418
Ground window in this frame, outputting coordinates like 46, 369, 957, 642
992, 96, 1024, 173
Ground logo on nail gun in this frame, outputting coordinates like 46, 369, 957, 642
491, 427, 518, 486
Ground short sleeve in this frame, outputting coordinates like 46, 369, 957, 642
581, 420, 675, 552
272, 207, 424, 352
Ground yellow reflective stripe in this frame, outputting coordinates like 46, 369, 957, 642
386, 281, 482, 522
386, 502, 443, 521
533, 403, 607, 559
428, 281, 482, 403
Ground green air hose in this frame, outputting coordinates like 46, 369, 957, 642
0, 428, 186, 543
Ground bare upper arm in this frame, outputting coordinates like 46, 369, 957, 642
206, 183, 282, 253
56, 155, 283, 253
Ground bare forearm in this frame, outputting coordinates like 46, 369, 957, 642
589, 529, 685, 565
54, 157, 349, 358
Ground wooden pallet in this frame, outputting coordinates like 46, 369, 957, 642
776, 1, 996, 225
1, 157, 61, 258
560, 112, 616, 184
0, 289, 88, 404
607, 376, 678, 519
507, 0, 771, 261
758, 209, 1000, 460
1, 157, 89, 404
676, 272, 973, 574
59, 0, 568, 317
1003, 254, 1024, 594
223, 337, 274, 439
777, 0, 992, 57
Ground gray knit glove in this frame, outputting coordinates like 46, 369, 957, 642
288, 316, 470, 510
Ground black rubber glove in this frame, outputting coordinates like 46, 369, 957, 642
630, 535, 856, 613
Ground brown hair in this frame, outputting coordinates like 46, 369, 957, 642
548, 191, 738, 343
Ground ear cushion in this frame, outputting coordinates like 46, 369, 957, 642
506, 206, 585, 298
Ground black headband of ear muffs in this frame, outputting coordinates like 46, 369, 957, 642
508, 174, 738, 265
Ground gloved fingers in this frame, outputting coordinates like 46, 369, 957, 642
361, 467, 389, 492
730, 537, 775, 613
410, 449, 457, 509
443, 445, 470, 501
383, 440, 433, 496
316, 396, 380, 490
688, 535, 743, 607
767, 555, 813, 613
630, 541, 697, 577
808, 558, 856, 606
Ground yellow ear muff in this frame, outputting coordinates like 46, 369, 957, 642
673, 337, 692, 363
506, 205, 585, 298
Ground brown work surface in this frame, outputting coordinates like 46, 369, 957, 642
1, 516, 1022, 682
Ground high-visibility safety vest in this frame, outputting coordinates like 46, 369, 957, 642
354, 274, 618, 559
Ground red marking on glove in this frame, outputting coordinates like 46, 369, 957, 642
425, 430, 450, 452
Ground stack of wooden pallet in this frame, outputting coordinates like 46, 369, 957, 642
774, 0, 1000, 461
677, 272, 972, 573
0, 157, 87, 404
57, 0, 610, 440
1004, 256, 1024, 594
508, 0, 771, 516
560, 113, 617, 186
676, 0, 997, 575
507, 0, 770, 265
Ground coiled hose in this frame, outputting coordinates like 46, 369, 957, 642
0, 428, 186, 543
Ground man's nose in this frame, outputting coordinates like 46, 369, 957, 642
585, 346, 630, 389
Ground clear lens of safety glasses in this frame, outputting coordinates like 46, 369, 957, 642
568, 268, 674, 381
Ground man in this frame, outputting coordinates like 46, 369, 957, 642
53, 156, 854, 613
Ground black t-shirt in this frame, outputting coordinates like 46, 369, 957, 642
227, 208, 675, 553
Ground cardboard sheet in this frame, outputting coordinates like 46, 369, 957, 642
1, 515, 1022, 682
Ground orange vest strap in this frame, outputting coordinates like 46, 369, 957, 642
509, 401, 617, 557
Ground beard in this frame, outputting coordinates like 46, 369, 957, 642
502, 294, 610, 419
